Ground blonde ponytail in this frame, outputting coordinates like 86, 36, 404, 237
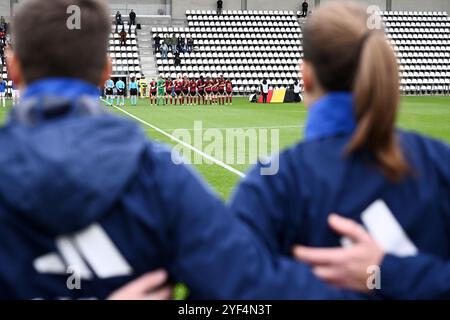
348, 32, 409, 181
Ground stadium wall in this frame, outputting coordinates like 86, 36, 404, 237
320, 0, 386, 10
392, 0, 450, 12
246, 0, 315, 11
107, 0, 171, 15
0, 1, 10, 18
172, 0, 242, 20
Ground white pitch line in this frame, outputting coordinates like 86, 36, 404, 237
110, 103, 246, 178
157, 125, 304, 131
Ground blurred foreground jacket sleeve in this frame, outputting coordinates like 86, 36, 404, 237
149, 147, 363, 299
379, 138, 450, 300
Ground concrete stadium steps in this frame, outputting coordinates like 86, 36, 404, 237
137, 25, 158, 79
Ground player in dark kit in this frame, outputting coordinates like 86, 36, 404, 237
196, 76, 205, 105
218, 76, 226, 106
165, 78, 173, 105
189, 79, 197, 106
204, 77, 212, 105
182, 77, 190, 106
211, 78, 219, 105
174, 77, 182, 105
149, 78, 157, 105
225, 79, 233, 106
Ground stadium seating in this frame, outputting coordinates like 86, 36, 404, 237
382, 11, 450, 94
153, 10, 303, 94
108, 22, 142, 77
151, 9, 449, 95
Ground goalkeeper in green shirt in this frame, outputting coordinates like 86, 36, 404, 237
157, 77, 166, 106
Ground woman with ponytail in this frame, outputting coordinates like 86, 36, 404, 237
230, 2, 449, 299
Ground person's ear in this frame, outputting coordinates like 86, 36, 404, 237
99, 56, 112, 87
6, 49, 25, 89
301, 61, 314, 94
301, 60, 324, 107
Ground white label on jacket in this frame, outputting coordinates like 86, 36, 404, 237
341, 200, 418, 257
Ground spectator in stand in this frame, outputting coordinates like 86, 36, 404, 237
171, 33, 178, 53
154, 33, 161, 52
161, 42, 169, 60
217, 0, 223, 15
187, 36, 194, 53
174, 51, 181, 67
175, 42, 182, 55
183, 36, 189, 52
119, 27, 127, 46
115, 11, 123, 32
302, 0, 309, 17
178, 34, 185, 51
129, 9, 136, 25
164, 33, 171, 48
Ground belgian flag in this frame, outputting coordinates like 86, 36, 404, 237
257, 88, 300, 103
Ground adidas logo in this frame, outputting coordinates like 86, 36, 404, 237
33, 224, 133, 279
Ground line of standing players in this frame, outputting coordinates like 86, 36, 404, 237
148, 75, 234, 106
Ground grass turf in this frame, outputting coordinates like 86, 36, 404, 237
0, 96, 449, 200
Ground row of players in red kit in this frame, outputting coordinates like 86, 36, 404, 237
148, 76, 234, 106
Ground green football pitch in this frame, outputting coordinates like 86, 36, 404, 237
0, 96, 449, 200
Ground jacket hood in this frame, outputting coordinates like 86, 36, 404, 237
0, 108, 147, 235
